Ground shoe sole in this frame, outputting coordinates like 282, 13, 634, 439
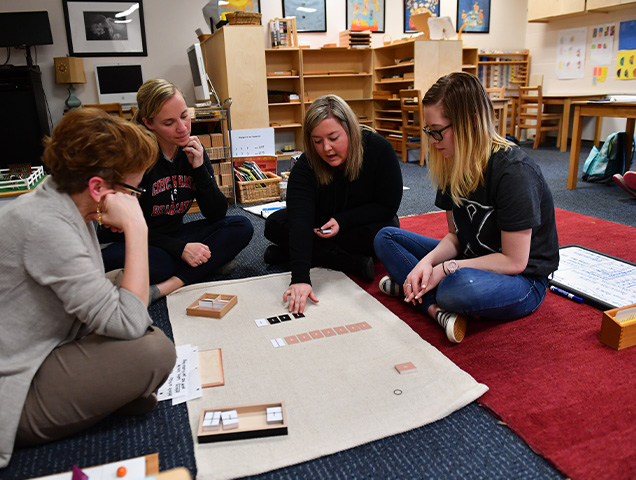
624, 171, 636, 190
447, 315, 467, 343
613, 174, 636, 198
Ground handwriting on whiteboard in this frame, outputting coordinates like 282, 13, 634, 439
551, 246, 636, 308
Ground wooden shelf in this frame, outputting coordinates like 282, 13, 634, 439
372, 39, 462, 151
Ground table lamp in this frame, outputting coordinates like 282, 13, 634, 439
54, 56, 87, 109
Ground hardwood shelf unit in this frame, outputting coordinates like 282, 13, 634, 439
301, 48, 374, 127
462, 46, 479, 75
265, 48, 303, 151
372, 39, 462, 152
478, 50, 530, 97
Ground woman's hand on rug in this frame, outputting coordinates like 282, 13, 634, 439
284, 283, 319, 314
182, 242, 211, 267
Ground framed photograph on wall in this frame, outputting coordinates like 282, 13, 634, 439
457, 0, 490, 34
283, 0, 326, 32
346, 0, 385, 33
404, 0, 439, 34
62, 0, 147, 56
218, 0, 260, 14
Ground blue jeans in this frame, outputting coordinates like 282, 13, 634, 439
373, 227, 548, 320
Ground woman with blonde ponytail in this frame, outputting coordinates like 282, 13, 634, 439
374, 72, 559, 344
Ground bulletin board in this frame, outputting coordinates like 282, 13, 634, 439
549, 245, 636, 310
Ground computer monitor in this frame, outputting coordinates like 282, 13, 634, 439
186, 43, 220, 106
187, 43, 210, 104
94, 64, 144, 107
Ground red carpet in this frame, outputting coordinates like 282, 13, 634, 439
358, 208, 636, 480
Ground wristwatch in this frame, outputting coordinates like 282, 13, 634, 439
445, 260, 459, 275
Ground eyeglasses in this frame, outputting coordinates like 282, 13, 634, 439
117, 183, 146, 198
422, 124, 452, 142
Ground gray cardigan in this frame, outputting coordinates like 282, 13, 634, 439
0, 177, 152, 467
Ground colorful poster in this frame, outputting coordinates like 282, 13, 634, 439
591, 24, 615, 66
617, 20, 636, 80
556, 27, 587, 80
346, 0, 385, 33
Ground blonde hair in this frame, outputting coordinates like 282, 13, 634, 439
422, 72, 513, 205
302, 94, 372, 186
132, 78, 184, 126
42, 108, 158, 194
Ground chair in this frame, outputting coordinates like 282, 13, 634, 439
82, 103, 124, 117
515, 85, 562, 149
486, 87, 507, 135
399, 89, 425, 166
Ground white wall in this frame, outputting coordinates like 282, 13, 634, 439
526, 7, 636, 139
5, 0, 526, 128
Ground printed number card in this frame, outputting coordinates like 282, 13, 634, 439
231, 127, 275, 158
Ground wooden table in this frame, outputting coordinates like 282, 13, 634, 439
491, 97, 511, 137
543, 94, 606, 152
568, 101, 636, 189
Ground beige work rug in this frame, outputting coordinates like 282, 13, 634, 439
166, 269, 488, 480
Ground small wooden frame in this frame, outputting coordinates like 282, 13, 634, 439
186, 293, 237, 319
197, 402, 288, 443
600, 303, 636, 350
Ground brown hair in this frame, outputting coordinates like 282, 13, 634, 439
422, 72, 513, 205
302, 94, 372, 186
132, 78, 184, 126
42, 108, 158, 194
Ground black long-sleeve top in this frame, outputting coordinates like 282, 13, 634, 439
287, 129, 403, 284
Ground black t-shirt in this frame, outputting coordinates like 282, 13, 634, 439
435, 146, 559, 277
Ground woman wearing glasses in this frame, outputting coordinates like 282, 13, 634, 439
0, 108, 176, 467
374, 72, 559, 344
264, 94, 403, 314
99, 79, 253, 301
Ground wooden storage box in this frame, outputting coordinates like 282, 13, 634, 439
197, 401, 287, 443
599, 303, 636, 350
186, 293, 237, 319
236, 172, 281, 204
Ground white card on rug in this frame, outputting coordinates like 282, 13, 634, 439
157, 344, 203, 405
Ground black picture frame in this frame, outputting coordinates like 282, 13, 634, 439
62, 0, 147, 57
456, 0, 490, 34
346, 0, 385, 34
404, 0, 440, 34
283, 0, 327, 32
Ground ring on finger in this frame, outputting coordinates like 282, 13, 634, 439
405, 283, 411, 287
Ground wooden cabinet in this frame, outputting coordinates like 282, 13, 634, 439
527, 0, 586, 22
587, 0, 636, 11
372, 39, 462, 150
200, 26, 269, 130
265, 48, 303, 151
462, 46, 479, 76
478, 50, 530, 97
301, 48, 374, 127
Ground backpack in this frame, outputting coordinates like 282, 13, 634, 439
582, 131, 634, 184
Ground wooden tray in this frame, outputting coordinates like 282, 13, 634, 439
186, 293, 237, 319
197, 402, 288, 443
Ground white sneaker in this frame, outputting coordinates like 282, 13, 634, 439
379, 275, 404, 297
435, 310, 467, 343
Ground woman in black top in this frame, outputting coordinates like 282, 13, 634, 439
264, 94, 403, 314
100, 79, 253, 300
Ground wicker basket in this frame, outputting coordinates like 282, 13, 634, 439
225, 11, 262, 25
236, 172, 281, 204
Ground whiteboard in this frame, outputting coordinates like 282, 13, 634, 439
549, 245, 636, 310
